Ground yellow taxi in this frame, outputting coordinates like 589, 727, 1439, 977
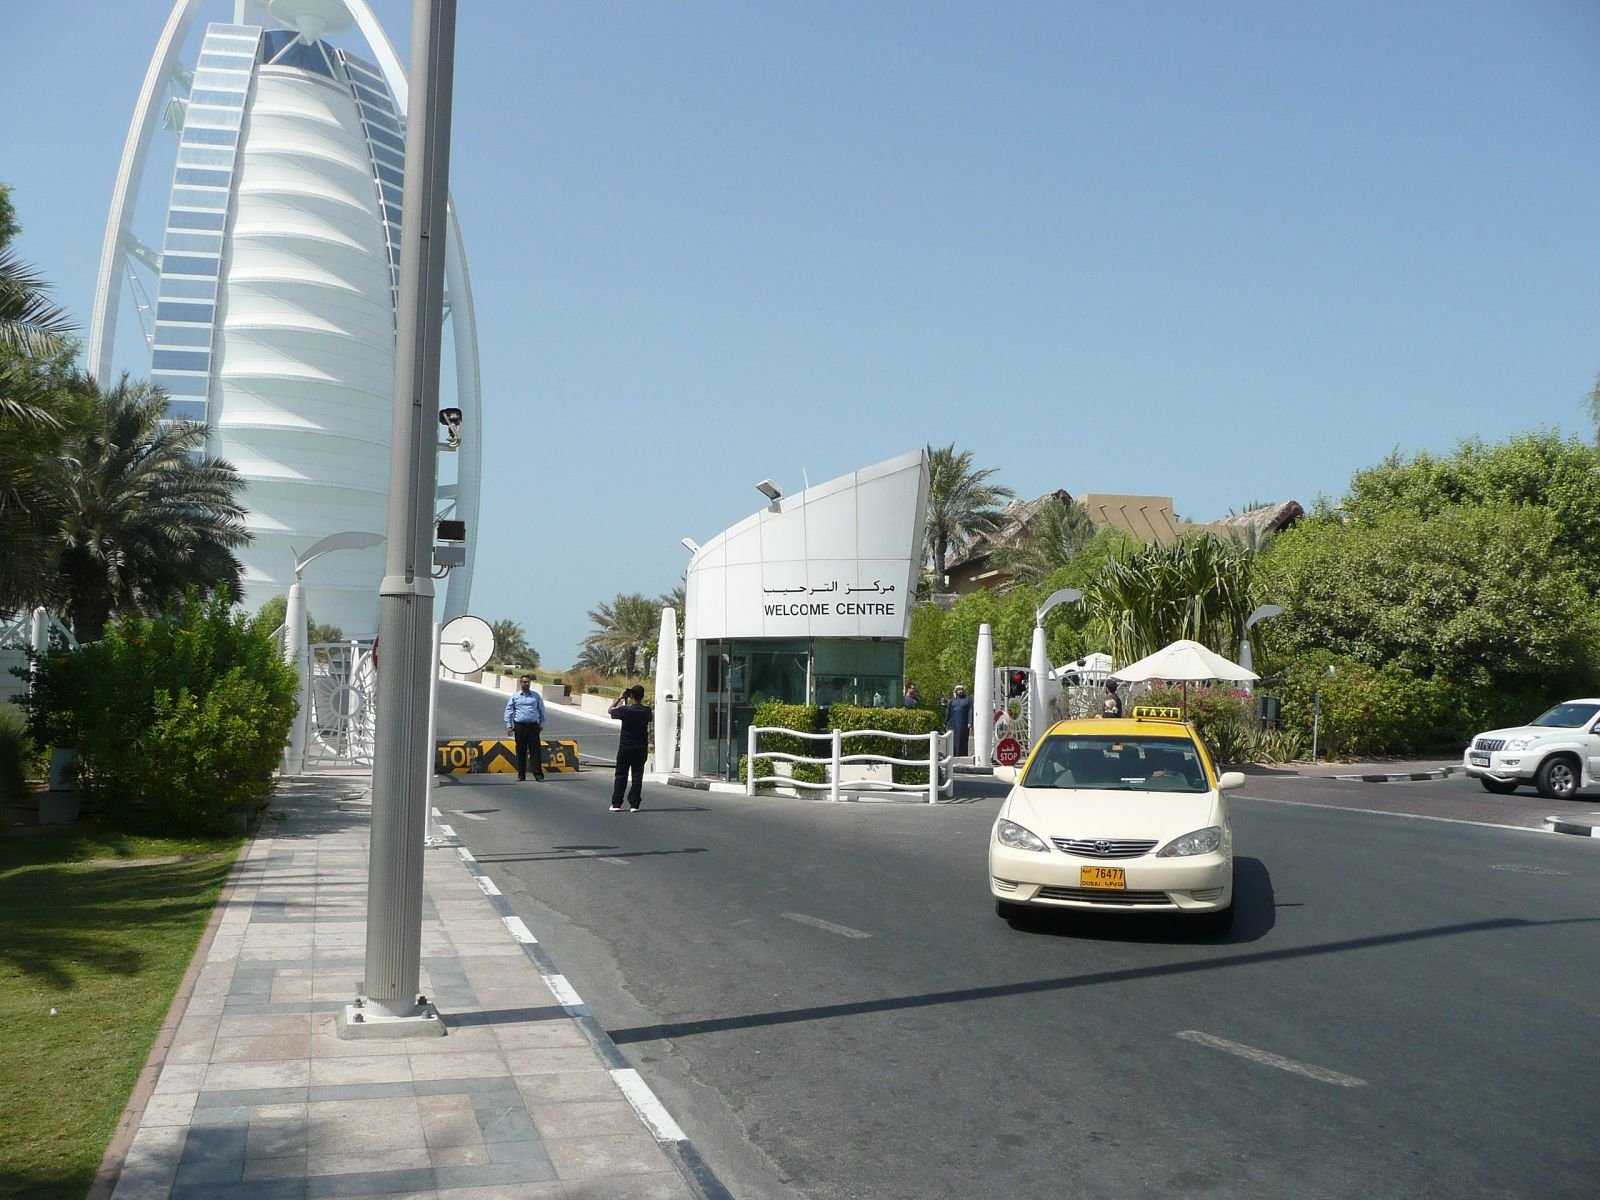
988, 707, 1245, 931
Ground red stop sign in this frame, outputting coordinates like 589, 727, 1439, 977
995, 737, 1023, 766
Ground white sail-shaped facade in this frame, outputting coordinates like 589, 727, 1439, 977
89, 3, 481, 638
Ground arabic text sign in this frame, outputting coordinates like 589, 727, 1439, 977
755, 569, 906, 636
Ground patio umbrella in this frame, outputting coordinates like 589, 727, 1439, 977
1112, 639, 1258, 713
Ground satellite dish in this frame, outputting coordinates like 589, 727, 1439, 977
439, 615, 494, 674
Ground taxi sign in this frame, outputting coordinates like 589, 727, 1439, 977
994, 737, 1024, 766
1130, 705, 1184, 720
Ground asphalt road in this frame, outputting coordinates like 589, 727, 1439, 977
435, 682, 1600, 1199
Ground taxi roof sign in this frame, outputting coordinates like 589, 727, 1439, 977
1130, 705, 1185, 720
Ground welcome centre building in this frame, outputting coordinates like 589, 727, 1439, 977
677, 450, 929, 778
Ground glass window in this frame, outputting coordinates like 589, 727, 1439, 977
185, 106, 244, 128
375, 163, 404, 188
362, 106, 399, 133
165, 231, 223, 253
153, 372, 209, 397
372, 144, 404, 170
156, 301, 215, 323
170, 188, 228, 210
161, 255, 220, 277
175, 167, 232, 187
182, 126, 239, 147
1021, 735, 1207, 793
367, 124, 403, 153
162, 398, 209, 423
155, 324, 213, 347
379, 183, 403, 208
169, 209, 226, 231
178, 146, 235, 167
194, 70, 249, 91
160, 277, 217, 299
153, 349, 211, 372
198, 52, 254, 70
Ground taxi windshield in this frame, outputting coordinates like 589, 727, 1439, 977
1530, 702, 1600, 729
1020, 735, 1208, 793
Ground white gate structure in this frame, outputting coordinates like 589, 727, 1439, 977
745, 725, 954, 803
303, 640, 378, 769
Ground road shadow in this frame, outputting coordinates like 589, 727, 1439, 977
1000, 856, 1276, 944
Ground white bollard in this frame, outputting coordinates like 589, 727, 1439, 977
927, 730, 938, 804
746, 725, 758, 796
830, 728, 842, 803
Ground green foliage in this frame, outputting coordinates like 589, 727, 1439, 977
22, 591, 297, 833
580, 592, 660, 676
903, 603, 952, 704
253, 594, 344, 646
490, 619, 538, 669
1258, 505, 1600, 690
0, 705, 29, 803
1343, 433, 1600, 593
827, 703, 942, 785
924, 442, 1015, 586
992, 496, 1097, 586
1082, 533, 1260, 665
1134, 683, 1253, 759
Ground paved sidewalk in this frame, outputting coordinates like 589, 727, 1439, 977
103, 774, 721, 1200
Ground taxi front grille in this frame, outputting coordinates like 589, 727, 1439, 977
1474, 738, 1506, 752
1050, 838, 1157, 859
1036, 886, 1172, 907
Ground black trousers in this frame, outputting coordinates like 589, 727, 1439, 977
513, 722, 544, 779
612, 746, 647, 807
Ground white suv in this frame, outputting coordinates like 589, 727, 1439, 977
1463, 698, 1600, 800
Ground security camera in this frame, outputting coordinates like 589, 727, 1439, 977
438, 407, 463, 448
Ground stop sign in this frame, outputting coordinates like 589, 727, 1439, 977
995, 737, 1023, 766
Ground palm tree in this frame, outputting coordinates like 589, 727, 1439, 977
992, 495, 1097, 585
582, 592, 660, 677
923, 442, 1014, 589
490, 619, 538, 668
48, 374, 249, 641
0, 249, 74, 361
1083, 534, 1259, 665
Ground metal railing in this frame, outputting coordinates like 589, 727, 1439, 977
745, 725, 955, 804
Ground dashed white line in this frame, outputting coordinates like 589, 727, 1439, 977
456, 846, 476, 864
474, 875, 501, 897
453, 809, 489, 822
611, 1068, 687, 1142
571, 848, 630, 867
1176, 1030, 1367, 1087
501, 915, 536, 944
781, 912, 872, 939
434, 823, 456, 838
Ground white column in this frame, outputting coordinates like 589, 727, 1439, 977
28, 608, 47, 691
1028, 623, 1051, 749
654, 607, 679, 773
282, 579, 309, 774
974, 623, 995, 767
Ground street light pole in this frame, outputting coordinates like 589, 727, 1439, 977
1029, 588, 1083, 743
340, 0, 457, 1038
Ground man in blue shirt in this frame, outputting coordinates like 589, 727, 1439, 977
504, 676, 548, 781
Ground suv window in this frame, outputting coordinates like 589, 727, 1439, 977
1021, 736, 1207, 793
1531, 702, 1600, 728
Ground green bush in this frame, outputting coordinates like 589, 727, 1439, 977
22, 590, 297, 833
1133, 683, 1252, 758
0, 704, 30, 804
827, 703, 942, 785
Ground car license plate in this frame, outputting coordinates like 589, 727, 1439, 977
1080, 866, 1125, 890
1470, 753, 1490, 767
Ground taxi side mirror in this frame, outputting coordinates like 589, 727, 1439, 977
994, 765, 1018, 784
1217, 771, 1245, 791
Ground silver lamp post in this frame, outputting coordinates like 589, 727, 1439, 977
281, 531, 385, 775
1029, 588, 1084, 744
1239, 603, 1284, 678
338, 0, 458, 1039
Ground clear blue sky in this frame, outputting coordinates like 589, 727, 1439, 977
6, 1, 1598, 667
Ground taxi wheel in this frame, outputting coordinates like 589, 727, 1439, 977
995, 899, 1029, 922
1479, 777, 1519, 795
1535, 756, 1579, 801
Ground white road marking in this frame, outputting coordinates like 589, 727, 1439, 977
456, 846, 476, 864
546, 974, 585, 1007
1239, 792, 1544, 835
1176, 1031, 1366, 1087
611, 1067, 687, 1142
502, 915, 536, 944
474, 875, 501, 896
452, 809, 489, 822
571, 848, 630, 867
434, 823, 455, 838
781, 912, 872, 939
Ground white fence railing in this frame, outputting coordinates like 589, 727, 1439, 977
745, 725, 955, 804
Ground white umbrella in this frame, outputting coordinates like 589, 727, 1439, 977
1112, 639, 1257, 713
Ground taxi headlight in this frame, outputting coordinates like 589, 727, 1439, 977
996, 819, 1049, 853
1156, 826, 1223, 857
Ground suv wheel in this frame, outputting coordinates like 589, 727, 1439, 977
1479, 777, 1519, 795
1535, 755, 1580, 801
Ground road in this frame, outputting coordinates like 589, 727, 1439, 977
434, 681, 1600, 1199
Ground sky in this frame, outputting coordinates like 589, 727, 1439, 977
5, 1, 1599, 667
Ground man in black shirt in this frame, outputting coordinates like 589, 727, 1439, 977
608, 685, 654, 811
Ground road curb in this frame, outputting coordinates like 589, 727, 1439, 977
1330, 767, 1461, 783
1544, 815, 1600, 838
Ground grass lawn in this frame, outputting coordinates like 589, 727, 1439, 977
0, 823, 243, 1200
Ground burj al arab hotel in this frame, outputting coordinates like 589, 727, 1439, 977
87, 0, 481, 637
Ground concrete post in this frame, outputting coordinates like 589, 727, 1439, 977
282, 578, 309, 775
974, 623, 995, 767
1028, 622, 1051, 750
653, 607, 678, 772
29, 607, 46, 690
